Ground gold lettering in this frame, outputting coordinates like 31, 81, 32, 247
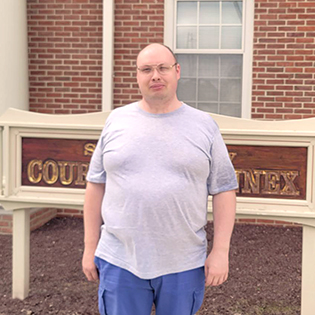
58, 161, 76, 185
84, 143, 96, 156
229, 152, 237, 162
280, 171, 300, 196
242, 170, 264, 194
75, 162, 89, 186
27, 159, 43, 184
43, 160, 59, 185
236, 169, 301, 197
235, 170, 241, 185
26, 155, 302, 196
261, 171, 280, 195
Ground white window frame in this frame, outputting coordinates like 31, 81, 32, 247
164, 0, 254, 119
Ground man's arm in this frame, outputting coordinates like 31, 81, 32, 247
82, 181, 105, 282
204, 189, 236, 286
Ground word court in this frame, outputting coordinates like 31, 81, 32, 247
22, 138, 97, 189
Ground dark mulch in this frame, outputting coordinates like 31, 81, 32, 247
0, 217, 301, 315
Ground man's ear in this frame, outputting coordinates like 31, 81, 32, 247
176, 63, 181, 80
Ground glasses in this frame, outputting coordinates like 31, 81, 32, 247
137, 63, 177, 75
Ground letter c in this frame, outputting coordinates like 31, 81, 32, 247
27, 159, 43, 184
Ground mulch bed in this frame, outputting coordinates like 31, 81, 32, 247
0, 217, 301, 315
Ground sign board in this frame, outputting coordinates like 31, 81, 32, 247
0, 108, 315, 315
0, 108, 315, 220
0, 108, 315, 219
20, 139, 308, 201
0, 109, 109, 210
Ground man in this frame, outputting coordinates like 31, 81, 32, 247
82, 43, 238, 315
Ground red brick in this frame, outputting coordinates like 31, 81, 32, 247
237, 219, 257, 223
298, 14, 315, 19
268, 20, 286, 26
287, 20, 305, 26
287, 56, 304, 61
0, 228, 13, 234
267, 92, 284, 97
251, 114, 264, 119
284, 101, 302, 107
276, 97, 294, 102
276, 108, 293, 113
295, 74, 313, 79
285, 68, 303, 73
284, 114, 302, 119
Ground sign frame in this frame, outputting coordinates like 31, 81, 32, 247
1, 108, 315, 315
0, 109, 109, 211
6, 128, 100, 207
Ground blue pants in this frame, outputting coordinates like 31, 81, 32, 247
94, 256, 205, 315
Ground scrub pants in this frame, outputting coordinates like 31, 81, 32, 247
94, 256, 205, 315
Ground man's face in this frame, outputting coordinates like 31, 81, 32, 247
136, 44, 180, 104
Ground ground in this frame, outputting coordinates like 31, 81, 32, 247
0, 217, 301, 315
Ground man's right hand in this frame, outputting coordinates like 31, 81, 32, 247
82, 250, 99, 282
82, 182, 105, 282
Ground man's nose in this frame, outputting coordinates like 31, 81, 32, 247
151, 68, 161, 80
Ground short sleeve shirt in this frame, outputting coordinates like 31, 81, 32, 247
86, 102, 238, 279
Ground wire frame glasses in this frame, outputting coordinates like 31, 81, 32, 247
137, 63, 177, 75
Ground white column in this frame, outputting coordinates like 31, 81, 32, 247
12, 209, 30, 300
301, 225, 315, 315
0, 0, 29, 116
102, 0, 114, 111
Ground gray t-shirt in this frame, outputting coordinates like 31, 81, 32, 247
86, 102, 238, 279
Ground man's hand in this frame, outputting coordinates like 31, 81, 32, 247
82, 250, 99, 282
205, 190, 236, 287
82, 182, 104, 282
204, 248, 229, 287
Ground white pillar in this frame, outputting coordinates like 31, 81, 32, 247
102, 0, 114, 111
301, 225, 315, 315
12, 209, 30, 300
0, 0, 29, 116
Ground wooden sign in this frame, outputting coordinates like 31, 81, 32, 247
22, 138, 97, 189
228, 145, 307, 200
22, 137, 307, 200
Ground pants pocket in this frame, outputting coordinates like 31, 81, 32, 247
99, 287, 108, 315
191, 288, 205, 315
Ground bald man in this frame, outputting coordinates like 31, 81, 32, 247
82, 43, 238, 315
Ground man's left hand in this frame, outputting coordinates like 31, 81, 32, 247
204, 248, 229, 286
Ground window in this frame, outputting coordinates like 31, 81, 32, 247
164, 0, 254, 118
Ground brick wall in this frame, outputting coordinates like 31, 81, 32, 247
27, 0, 103, 114
113, 0, 164, 107
57, 208, 83, 218
235, 218, 300, 228
0, 214, 13, 234
30, 208, 57, 231
252, 0, 315, 120
0, 208, 58, 235
27, 0, 315, 117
